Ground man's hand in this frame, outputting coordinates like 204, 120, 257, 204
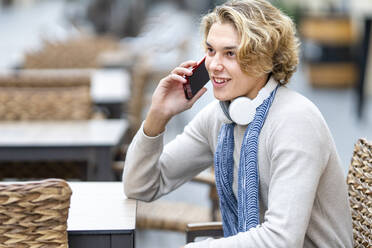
143, 60, 207, 136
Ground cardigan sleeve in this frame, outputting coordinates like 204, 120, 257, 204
123, 106, 215, 202
186, 109, 331, 248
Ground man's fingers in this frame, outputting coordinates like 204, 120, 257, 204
171, 67, 193, 77
179, 60, 197, 68
168, 73, 187, 83
188, 87, 207, 105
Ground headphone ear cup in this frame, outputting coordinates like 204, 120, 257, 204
229, 97, 256, 125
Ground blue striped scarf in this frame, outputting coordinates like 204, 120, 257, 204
214, 86, 278, 237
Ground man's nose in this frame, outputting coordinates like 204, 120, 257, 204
209, 56, 224, 72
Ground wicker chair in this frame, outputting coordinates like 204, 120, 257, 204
0, 70, 93, 180
136, 169, 220, 233
347, 138, 372, 247
186, 138, 372, 246
23, 35, 119, 69
0, 69, 93, 121
0, 179, 72, 248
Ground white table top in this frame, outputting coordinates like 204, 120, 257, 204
0, 181, 136, 232
67, 182, 136, 232
0, 119, 128, 147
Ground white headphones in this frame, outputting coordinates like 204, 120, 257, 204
219, 78, 278, 125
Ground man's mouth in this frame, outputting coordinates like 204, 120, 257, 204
212, 77, 231, 85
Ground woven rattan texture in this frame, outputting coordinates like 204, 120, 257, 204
0, 179, 72, 248
24, 36, 119, 69
137, 200, 211, 232
0, 86, 91, 121
347, 138, 372, 247
0, 70, 92, 121
0, 70, 91, 88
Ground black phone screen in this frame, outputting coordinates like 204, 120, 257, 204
183, 58, 210, 100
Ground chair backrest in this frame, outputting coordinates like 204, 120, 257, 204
0, 179, 72, 247
347, 138, 372, 247
23, 35, 119, 69
0, 70, 92, 120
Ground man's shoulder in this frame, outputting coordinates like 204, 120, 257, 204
273, 86, 323, 118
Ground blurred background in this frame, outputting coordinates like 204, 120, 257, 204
0, 0, 371, 247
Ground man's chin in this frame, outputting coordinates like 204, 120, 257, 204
213, 92, 232, 102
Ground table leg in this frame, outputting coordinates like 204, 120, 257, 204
93, 147, 115, 181
69, 232, 135, 248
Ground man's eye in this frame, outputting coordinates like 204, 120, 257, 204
207, 47, 214, 53
227, 51, 235, 57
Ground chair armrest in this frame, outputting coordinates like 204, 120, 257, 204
192, 170, 215, 186
192, 170, 221, 221
186, 222, 223, 243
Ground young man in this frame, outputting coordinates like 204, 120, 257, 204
123, 0, 353, 247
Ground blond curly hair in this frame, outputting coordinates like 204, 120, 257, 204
201, 0, 300, 84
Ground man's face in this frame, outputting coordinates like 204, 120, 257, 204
205, 22, 267, 101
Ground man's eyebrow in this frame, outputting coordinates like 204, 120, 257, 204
205, 41, 237, 50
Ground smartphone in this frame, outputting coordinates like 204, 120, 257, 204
183, 57, 210, 100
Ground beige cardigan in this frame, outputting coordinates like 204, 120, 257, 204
123, 85, 353, 247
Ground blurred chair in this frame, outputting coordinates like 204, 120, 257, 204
185, 138, 372, 245
23, 35, 119, 69
0, 69, 96, 180
186, 222, 223, 243
136, 169, 220, 233
0, 179, 72, 247
0, 69, 92, 121
19, 34, 125, 119
346, 138, 372, 247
